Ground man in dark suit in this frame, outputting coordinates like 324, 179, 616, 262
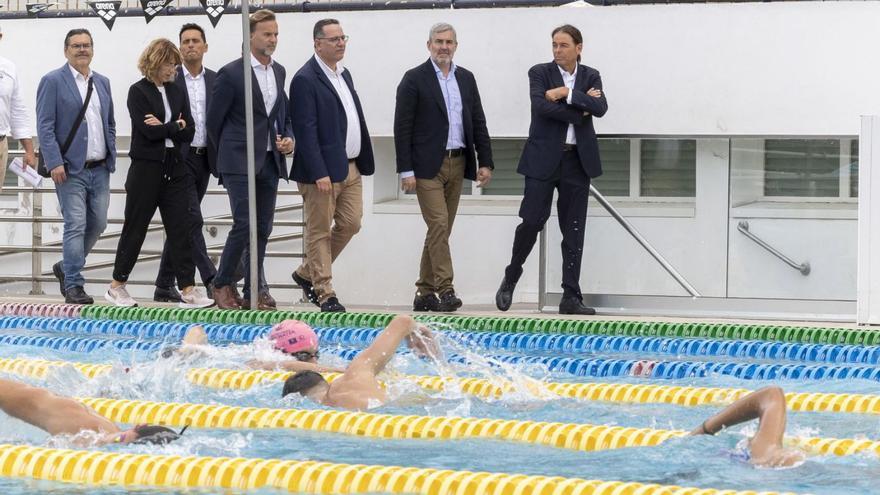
289, 19, 374, 313
496, 24, 607, 315
154, 23, 218, 303
394, 23, 493, 313
206, 9, 294, 310
36, 28, 116, 305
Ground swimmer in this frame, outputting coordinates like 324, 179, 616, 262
281, 314, 439, 410
0, 378, 183, 446
168, 320, 343, 373
690, 386, 805, 468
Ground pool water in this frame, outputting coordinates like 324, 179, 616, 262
0, 320, 879, 494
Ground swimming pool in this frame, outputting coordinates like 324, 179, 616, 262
0, 305, 878, 494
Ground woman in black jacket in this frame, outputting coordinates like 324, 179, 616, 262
106, 38, 212, 308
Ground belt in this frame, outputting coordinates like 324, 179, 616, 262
562, 144, 577, 152
84, 159, 105, 169
446, 148, 465, 158
191, 146, 207, 156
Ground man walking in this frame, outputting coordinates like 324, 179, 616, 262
394, 23, 493, 313
290, 19, 374, 313
495, 24, 607, 315
154, 23, 218, 303
37, 28, 116, 304
207, 9, 293, 310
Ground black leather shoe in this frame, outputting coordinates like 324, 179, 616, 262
559, 297, 596, 315
64, 286, 94, 305
52, 261, 65, 295
437, 290, 463, 312
292, 271, 319, 307
320, 296, 346, 312
204, 279, 214, 299
495, 276, 517, 312
413, 293, 439, 312
154, 285, 183, 303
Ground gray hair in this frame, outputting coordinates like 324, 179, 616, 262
428, 23, 456, 42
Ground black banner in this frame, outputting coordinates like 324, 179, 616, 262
88, 1, 121, 30
140, 0, 172, 23
25, 2, 53, 17
199, 0, 228, 28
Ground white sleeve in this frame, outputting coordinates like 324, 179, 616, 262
9, 66, 33, 139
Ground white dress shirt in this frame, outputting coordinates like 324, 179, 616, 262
157, 85, 173, 148
315, 55, 361, 160
0, 55, 32, 139
250, 54, 277, 152
558, 64, 577, 146
183, 67, 207, 148
68, 64, 106, 162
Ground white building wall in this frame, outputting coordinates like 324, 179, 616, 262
0, 2, 873, 308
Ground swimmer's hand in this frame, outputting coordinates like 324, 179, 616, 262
407, 325, 443, 362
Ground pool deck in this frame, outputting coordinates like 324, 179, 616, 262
0, 294, 873, 332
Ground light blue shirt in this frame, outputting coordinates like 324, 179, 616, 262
432, 59, 465, 150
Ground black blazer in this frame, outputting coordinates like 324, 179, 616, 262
517, 61, 608, 180
289, 56, 374, 183
207, 57, 292, 177
175, 66, 218, 177
127, 77, 194, 163
394, 59, 493, 181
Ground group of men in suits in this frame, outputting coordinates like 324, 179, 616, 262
34, 14, 605, 315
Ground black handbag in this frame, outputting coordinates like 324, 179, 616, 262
37, 77, 94, 178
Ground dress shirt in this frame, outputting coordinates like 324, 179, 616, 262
157, 85, 174, 148
250, 54, 277, 151
0, 56, 31, 139
557, 64, 577, 146
431, 60, 464, 150
68, 64, 106, 162
315, 54, 361, 160
183, 67, 207, 147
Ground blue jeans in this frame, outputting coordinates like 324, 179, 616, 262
54, 166, 110, 290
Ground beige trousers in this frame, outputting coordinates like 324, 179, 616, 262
296, 162, 363, 302
0, 138, 9, 190
415, 155, 465, 295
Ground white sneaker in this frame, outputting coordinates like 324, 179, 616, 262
105, 284, 138, 307
180, 287, 214, 309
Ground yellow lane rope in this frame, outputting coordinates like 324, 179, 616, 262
0, 444, 800, 494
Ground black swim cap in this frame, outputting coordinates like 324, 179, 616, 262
282, 371, 326, 397
132, 424, 187, 445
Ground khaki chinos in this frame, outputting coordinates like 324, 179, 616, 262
415, 153, 465, 295
296, 161, 363, 303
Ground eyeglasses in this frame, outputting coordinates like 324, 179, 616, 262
69, 43, 93, 50
292, 350, 319, 361
317, 35, 349, 44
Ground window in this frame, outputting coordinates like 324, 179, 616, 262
592, 139, 630, 197
639, 139, 696, 197
481, 139, 525, 196
850, 140, 859, 198
764, 139, 842, 197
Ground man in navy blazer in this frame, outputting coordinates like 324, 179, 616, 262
206, 9, 294, 310
394, 23, 493, 313
154, 23, 219, 304
36, 28, 116, 305
289, 19, 374, 313
496, 25, 607, 315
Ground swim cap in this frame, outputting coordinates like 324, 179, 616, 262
268, 320, 318, 354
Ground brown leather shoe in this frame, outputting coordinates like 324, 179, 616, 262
213, 285, 241, 310
242, 291, 277, 310
231, 284, 244, 307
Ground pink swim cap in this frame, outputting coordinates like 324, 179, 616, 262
268, 320, 318, 354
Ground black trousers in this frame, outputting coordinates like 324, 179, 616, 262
213, 153, 279, 297
113, 153, 196, 289
155, 149, 216, 287
505, 149, 591, 299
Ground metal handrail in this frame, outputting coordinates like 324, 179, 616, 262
0, 149, 304, 294
737, 220, 810, 276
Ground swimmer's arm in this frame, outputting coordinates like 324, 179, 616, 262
347, 314, 417, 376
245, 359, 344, 373
691, 386, 787, 459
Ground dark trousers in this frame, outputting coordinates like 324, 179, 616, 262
113, 153, 196, 289
505, 149, 591, 299
155, 150, 216, 287
214, 153, 279, 297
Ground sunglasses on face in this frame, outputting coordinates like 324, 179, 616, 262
291, 350, 319, 361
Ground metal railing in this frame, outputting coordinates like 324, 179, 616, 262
0, 149, 304, 295
737, 220, 810, 276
